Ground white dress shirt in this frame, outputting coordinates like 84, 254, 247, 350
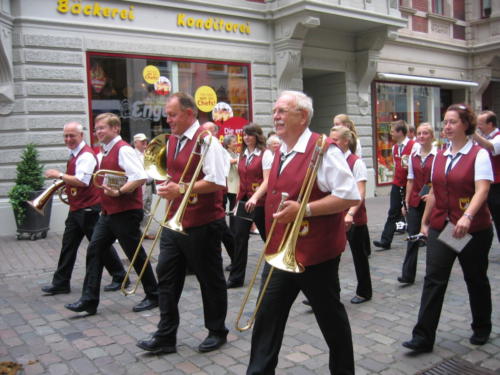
484, 128, 500, 156
343, 150, 367, 182
407, 145, 437, 180
102, 136, 147, 182
279, 128, 360, 200
69, 141, 96, 186
243, 148, 273, 171
175, 121, 228, 186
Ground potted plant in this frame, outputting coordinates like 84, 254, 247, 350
8, 143, 52, 240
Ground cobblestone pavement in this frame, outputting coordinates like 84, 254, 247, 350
1, 196, 500, 375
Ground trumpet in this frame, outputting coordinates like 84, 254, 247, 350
92, 169, 128, 190
235, 135, 329, 332
121, 130, 212, 295
27, 180, 68, 215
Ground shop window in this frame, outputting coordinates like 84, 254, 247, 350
373, 82, 440, 185
87, 52, 251, 147
481, 0, 492, 18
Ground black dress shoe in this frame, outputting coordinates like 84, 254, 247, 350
351, 295, 370, 304
226, 280, 243, 289
470, 332, 490, 345
137, 337, 176, 354
103, 278, 130, 292
397, 276, 414, 284
373, 240, 391, 250
64, 300, 97, 315
133, 297, 159, 312
41, 285, 70, 295
198, 333, 227, 353
402, 338, 433, 353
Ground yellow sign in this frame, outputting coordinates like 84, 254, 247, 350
177, 13, 250, 35
57, 1, 135, 21
143, 65, 160, 84
195, 86, 217, 113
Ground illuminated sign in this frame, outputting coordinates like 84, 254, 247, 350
57, 0, 135, 21
177, 13, 250, 35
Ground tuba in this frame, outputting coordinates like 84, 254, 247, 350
27, 180, 68, 215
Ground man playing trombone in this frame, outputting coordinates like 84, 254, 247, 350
246, 91, 360, 375
65, 113, 159, 315
41, 121, 126, 295
137, 92, 229, 354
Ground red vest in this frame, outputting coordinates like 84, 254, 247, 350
66, 145, 100, 211
430, 146, 491, 233
166, 128, 225, 229
346, 153, 367, 226
265, 133, 346, 267
100, 140, 143, 215
408, 152, 434, 208
392, 140, 415, 187
489, 132, 500, 184
237, 150, 265, 206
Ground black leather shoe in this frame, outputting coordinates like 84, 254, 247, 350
137, 337, 176, 354
133, 297, 159, 312
41, 285, 70, 295
225, 264, 232, 272
397, 276, 414, 284
198, 333, 227, 353
470, 332, 490, 345
351, 295, 370, 304
227, 280, 243, 289
373, 240, 391, 250
402, 338, 433, 353
103, 278, 130, 292
64, 300, 97, 315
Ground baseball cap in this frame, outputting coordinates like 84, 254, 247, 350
133, 133, 147, 141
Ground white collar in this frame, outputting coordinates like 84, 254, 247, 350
343, 149, 352, 159
244, 148, 262, 158
443, 137, 474, 156
178, 120, 200, 141
279, 127, 311, 155
102, 136, 122, 154
415, 145, 437, 157
69, 140, 86, 157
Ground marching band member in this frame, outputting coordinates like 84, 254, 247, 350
330, 125, 372, 304
403, 104, 493, 353
65, 113, 158, 315
398, 123, 436, 284
227, 123, 272, 288
247, 91, 359, 375
137, 93, 229, 354
41, 121, 125, 295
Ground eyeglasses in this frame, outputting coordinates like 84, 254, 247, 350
442, 119, 459, 125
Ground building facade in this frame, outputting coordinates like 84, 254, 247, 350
0, 0, 498, 236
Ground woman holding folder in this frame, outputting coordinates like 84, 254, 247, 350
403, 104, 494, 353
227, 123, 272, 288
398, 123, 437, 284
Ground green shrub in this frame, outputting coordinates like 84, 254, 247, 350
8, 144, 45, 224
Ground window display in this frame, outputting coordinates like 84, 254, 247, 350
87, 53, 251, 146
374, 82, 440, 185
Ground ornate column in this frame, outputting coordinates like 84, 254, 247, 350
0, 7, 14, 115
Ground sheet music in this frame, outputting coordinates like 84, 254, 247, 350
437, 222, 472, 253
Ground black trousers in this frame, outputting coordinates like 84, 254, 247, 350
380, 184, 405, 245
411, 226, 493, 346
228, 205, 266, 284
81, 209, 158, 304
51, 205, 125, 288
488, 183, 500, 242
401, 202, 425, 281
347, 224, 372, 299
154, 219, 228, 344
247, 257, 354, 375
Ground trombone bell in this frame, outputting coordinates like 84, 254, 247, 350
265, 244, 305, 273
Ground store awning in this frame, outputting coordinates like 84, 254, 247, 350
377, 73, 479, 88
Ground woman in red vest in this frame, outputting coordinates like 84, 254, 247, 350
330, 126, 372, 304
403, 104, 494, 353
398, 123, 437, 284
227, 123, 273, 288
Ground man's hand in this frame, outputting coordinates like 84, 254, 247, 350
273, 200, 300, 224
45, 169, 61, 179
102, 185, 120, 197
157, 181, 183, 200
344, 214, 353, 231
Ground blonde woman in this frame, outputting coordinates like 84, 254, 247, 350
333, 114, 362, 157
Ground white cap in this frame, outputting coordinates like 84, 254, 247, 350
133, 133, 147, 141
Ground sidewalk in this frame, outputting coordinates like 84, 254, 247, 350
0, 196, 499, 374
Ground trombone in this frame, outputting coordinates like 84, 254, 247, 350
121, 130, 212, 295
235, 134, 328, 332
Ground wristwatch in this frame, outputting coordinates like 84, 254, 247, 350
178, 183, 186, 194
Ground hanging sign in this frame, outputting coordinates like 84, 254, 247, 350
194, 86, 217, 112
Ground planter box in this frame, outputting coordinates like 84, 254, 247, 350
14, 189, 53, 240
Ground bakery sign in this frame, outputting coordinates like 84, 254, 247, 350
56, 0, 135, 21
177, 13, 251, 35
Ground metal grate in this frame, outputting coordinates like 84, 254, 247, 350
416, 357, 498, 375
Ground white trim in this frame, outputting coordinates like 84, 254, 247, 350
377, 73, 479, 87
